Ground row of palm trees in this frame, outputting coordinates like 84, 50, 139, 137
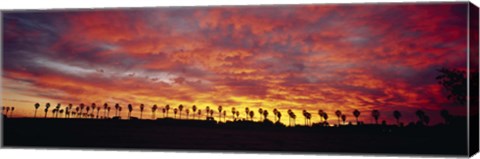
1, 106, 15, 117
30, 103, 452, 126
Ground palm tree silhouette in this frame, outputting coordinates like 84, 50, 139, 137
67, 103, 73, 118
198, 109, 202, 119
249, 110, 254, 121
186, 109, 190, 119
79, 103, 85, 118
302, 110, 308, 125
245, 107, 249, 120
162, 108, 166, 118
371, 110, 380, 124
273, 108, 278, 121
206, 106, 211, 118
75, 107, 80, 118
118, 107, 122, 118
209, 109, 214, 119
440, 109, 451, 124
276, 111, 282, 123
222, 110, 226, 122
91, 103, 96, 117
140, 104, 145, 119
288, 109, 293, 126
174, 108, 178, 119
323, 113, 329, 124
127, 104, 133, 118
236, 111, 240, 120
107, 106, 111, 118
318, 110, 324, 123
341, 115, 346, 125
415, 110, 426, 124
34, 103, 40, 118
165, 105, 170, 118
45, 103, 51, 118
218, 105, 223, 120
178, 104, 184, 119
335, 110, 342, 126
424, 115, 430, 126
114, 103, 120, 117
55, 103, 61, 118
393, 110, 402, 126
353, 109, 360, 125
258, 108, 263, 121
231, 107, 236, 121
9, 107, 15, 117
103, 103, 108, 118
263, 110, 269, 122
151, 104, 158, 119
52, 109, 57, 118
86, 106, 91, 118
96, 107, 101, 118
192, 105, 197, 119
59, 109, 64, 118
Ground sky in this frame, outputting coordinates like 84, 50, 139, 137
1, 2, 471, 125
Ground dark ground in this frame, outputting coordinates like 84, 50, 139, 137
2, 118, 469, 157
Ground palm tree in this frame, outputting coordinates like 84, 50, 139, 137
75, 107, 80, 118
236, 111, 240, 120
9, 107, 15, 117
318, 109, 324, 122
151, 104, 158, 119
323, 113, 329, 124
79, 103, 85, 118
55, 103, 61, 117
440, 109, 451, 124
67, 103, 73, 118
209, 109, 214, 119
353, 109, 360, 125
288, 109, 293, 126
161, 108, 166, 118
415, 110, 426, 124
393, 110, 402, 125
91, 103, 96, 116
174, 108, 178, 118
335, 110, 342, 126
276, 111, 282, 123
107, 107, 111, 118
45, 103, 51, 118
218, 105, 223, 120
302, 110, 308, 125
114, 103, 120, 117
371, 110, 380, 124
103, 103, 108, 118
258, 108, 263, 121
273, 108, 278, 121
206, 106, 210, 118
96, 107, 101, 118
198, 109, 202, 119
263, 110, 269, 122
222, 110, 226, 122
192, 105, 197, 119
249, 110, 254, 121
178, 104, 184, 119
231, 107, 237, 121
140, 104, 145, 119
34, 103, 40, 118
341, 115, 346, 125
127, 104, 133, 118
86, 106, 91, 118
118, 107, 122, 118
186, 109, 190, 119
245, 107, 249, 120
59, 109, 64, 118
424, 115, 430, 126
165, 105, 170, 117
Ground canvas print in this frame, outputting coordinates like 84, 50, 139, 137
1, 2, 479, 157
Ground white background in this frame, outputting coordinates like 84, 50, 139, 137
0, 0, 479, 159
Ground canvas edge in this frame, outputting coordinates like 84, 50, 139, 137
468, 1, 480, 157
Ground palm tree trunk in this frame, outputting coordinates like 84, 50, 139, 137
34, 109, 37, 118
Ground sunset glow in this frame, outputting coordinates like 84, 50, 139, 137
2, 3, 470, 125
